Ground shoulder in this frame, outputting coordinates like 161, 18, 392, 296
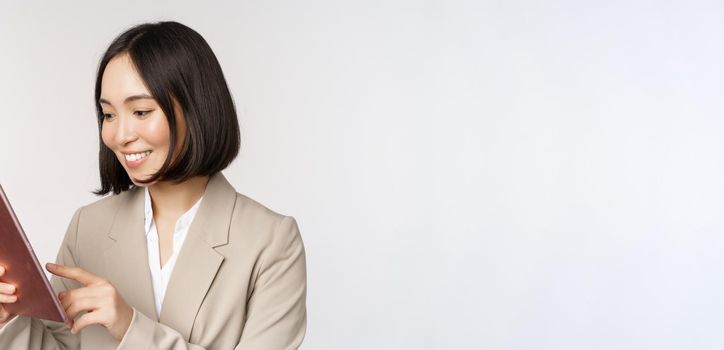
69, 188, 137, 234
230, 192, 298, 234
232, 192, 285, 223
227, 192, 303, 253
76, 188, 132, 216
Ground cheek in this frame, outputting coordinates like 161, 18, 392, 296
100, 123, 115, 150
140, 117, 171, 149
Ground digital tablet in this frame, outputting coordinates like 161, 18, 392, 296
0, 183, 68, 323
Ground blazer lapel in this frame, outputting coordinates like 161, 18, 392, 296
103, 185, 159, 322
159, 172, 236, 340
102, 171, 237, 339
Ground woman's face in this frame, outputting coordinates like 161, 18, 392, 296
99, 53, 186, 186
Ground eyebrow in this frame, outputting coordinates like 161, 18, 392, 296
98, 94, 154, 106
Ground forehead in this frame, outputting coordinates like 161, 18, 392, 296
100, 54, 151, 103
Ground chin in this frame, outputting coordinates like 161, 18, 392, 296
130, 175, 156, 187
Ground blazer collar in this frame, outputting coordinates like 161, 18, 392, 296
108, 171, 235, 246
103, 172, 237, 340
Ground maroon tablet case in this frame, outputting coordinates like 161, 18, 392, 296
0, 183, 68, 323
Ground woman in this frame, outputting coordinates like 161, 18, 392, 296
0, 21, 307, 349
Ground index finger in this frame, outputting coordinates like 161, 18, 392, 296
45, 263, 99, 286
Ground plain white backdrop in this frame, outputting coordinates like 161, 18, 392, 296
1, 1, 724, 349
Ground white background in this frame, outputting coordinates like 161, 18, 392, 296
1, 1, 723, 349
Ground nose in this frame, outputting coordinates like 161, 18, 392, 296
114, 113, 139, 146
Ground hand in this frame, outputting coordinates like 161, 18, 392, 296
46, 263, 133, 341
0, 265, 18, 326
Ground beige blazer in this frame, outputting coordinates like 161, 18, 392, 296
0, 172, 307, 349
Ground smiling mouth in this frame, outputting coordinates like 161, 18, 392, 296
124, 151, 152, 162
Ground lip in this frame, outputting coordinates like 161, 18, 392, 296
124, 151, 152, 169
121, 150, 151, 155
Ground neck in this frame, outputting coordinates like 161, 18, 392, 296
147, 175, 210, 219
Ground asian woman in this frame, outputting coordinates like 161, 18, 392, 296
0, 21, 307, 349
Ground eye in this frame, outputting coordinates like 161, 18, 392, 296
134, 110, 153, 117
102, 113, 115, 121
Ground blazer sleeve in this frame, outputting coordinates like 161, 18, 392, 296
116, 215, 307, 350
0, 207, 84, 350
237, 215, 307, 349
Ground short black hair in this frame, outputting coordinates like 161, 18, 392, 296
92, 21, 240, 196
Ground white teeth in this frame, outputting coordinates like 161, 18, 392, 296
125, 151, 151, 162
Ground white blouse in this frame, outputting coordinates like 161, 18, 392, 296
143, 186, 204, 319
